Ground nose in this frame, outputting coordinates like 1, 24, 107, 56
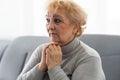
47, 21, 55, 30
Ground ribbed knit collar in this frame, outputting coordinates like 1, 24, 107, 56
61, 38, 80, 55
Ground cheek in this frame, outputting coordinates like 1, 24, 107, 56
56, 26, 66, 35
57, 27, 72, 37
55, 24, 74, 36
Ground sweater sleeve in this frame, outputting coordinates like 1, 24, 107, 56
48, 56, 105, 80
48, 66, 70, 80
17, 45, 45, 80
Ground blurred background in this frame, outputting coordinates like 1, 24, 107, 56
0, 0, 120, 39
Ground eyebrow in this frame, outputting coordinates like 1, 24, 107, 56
46, 14, 65, 19
53, 14, 63, 18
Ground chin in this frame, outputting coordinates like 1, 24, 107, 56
51, 39, 59, 43
50, 37, 59, 42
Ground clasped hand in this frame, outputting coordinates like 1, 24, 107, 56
39, 43, 62, 72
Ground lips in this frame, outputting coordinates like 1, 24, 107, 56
49, 33, 57, 36
49, 33, 56, 34
48, 30, 57, 37
49, 31, 57, 35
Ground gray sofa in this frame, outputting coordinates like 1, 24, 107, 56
0, 34, 120, 80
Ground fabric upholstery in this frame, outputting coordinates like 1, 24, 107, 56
0, 40, 11, 62
0, 36, 50, 80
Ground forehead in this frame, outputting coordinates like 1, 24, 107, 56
46, 10, 67, 19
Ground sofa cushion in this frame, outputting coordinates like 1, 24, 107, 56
0, 40, 11, 63
0, 36, 50, 80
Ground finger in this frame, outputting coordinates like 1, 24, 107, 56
52, 44, 57, 52
57, 45, 61, 51
48, 44, 58, 53
49, 44, 59, 55
46, 51, 49, 65
48, 45, 54, 52
45, 42, 54, 49
46, 48, 51, 54
42, 44, 50, 53
45, 42, 55, 52
46, 49, 52, 64
55, 45, 61, 53
50, 42, 59, 47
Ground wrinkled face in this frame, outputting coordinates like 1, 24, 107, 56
46, 10, 77, 46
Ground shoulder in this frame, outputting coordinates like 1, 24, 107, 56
75, 40, 102, 66
79, 40, 100, 58
73, 41, 105, 80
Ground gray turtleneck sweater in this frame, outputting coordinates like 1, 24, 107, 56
17, 38, 105, 80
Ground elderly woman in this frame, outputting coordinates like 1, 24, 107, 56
17, 0, 105, 80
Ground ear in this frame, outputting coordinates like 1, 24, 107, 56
72, 23, 79, 34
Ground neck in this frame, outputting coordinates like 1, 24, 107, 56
59, 36, 76, 47
61, 37, 80, 55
